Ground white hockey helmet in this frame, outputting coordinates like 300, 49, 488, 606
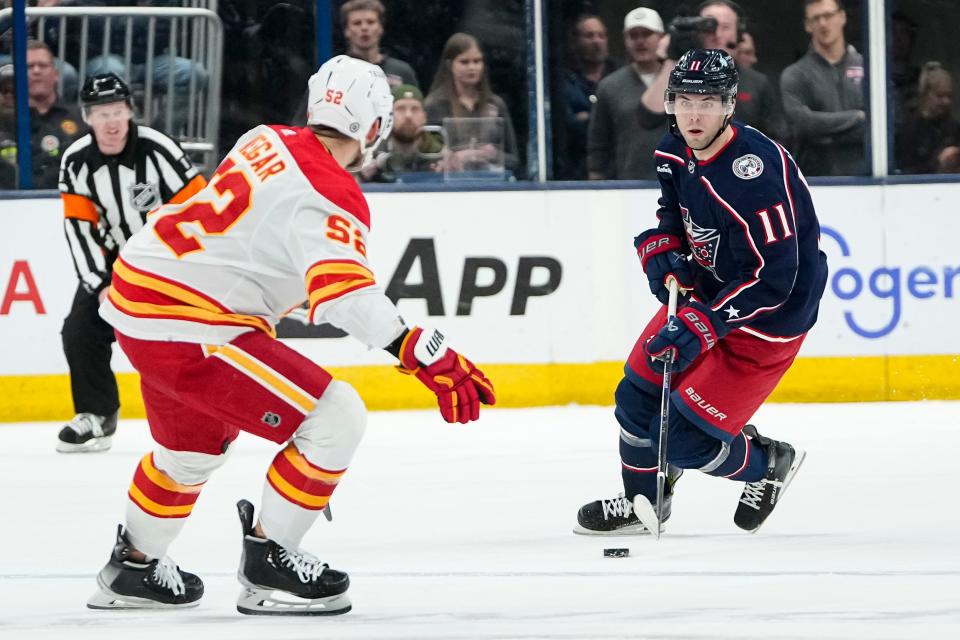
306, 55, 394, 170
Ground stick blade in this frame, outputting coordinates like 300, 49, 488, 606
632, 495, 661, 540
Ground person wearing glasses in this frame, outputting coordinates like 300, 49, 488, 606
780, 0, 866, 176
3, 40, 86, 188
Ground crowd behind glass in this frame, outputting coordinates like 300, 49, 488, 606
1, 0, 959, 189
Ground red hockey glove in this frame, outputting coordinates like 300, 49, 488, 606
397, 327, 496, 424
634, 229, 694, 305
644, 301, 729, 373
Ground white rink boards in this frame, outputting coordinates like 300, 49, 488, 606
2, 401, 958, 639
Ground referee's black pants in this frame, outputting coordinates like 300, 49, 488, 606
61, 285, 119, 417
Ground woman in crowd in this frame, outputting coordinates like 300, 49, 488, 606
425, 32, 518, 176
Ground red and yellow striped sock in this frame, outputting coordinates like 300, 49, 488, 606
259, 443, 347, 549
125, 452, 205, 558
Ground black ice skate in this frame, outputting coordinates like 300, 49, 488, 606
574, 492, 672, 536
734, 425, 807, 533
87, 525, 203, 609
574, 467, 682, 536
235, 499, 351, 616
56, 411, 118, 453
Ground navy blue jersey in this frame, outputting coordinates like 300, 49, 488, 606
652, 122, 828, 340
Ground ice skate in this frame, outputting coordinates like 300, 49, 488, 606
56, 411, 117, 453
235, 499, 351, 616
574, 492, 671, 535
734, 425, 807, 533
87, 525, 203, 609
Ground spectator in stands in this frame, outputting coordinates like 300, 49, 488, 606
896, 62, 960, 175
359, 83, 444, 183
780, 0, 866, 176
290, 0, 418, 126
0, 1, 79, 101
586, 7, 668, 181
41, 0, 208, 135
735, 31, 757, 70
697, 1, 786, 142
891, 11, 921, 129
0, 63, 16, 188
16, 40, 85, 188
425, 32, 518, 176
559, 14, 618, 180
341, 0, 417, 88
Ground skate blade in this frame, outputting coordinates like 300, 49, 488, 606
631, 495, 662, 540
87, 585, 200, 610
572, 522, 660, 536
56, 436, 113, 454
236, 586, 351, 616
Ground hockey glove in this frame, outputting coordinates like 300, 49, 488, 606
644, 301, 729, 373
634, 229, 693, 306
397, 327, 496, 424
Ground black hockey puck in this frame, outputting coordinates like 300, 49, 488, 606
603, 547, 629, 558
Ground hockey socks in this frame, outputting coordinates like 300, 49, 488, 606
700, 429, 769, 482
260, 443, 346, 550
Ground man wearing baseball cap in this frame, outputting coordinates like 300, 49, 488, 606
587, 7, 669, 181
359, 83, 444, 182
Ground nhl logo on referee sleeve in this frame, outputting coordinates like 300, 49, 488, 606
732, 154, 763, 180
128, 182, 160, 212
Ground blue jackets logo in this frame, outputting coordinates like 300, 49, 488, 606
821, 226, 958, 339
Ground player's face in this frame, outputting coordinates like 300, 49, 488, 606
451, 47, 484, 89
673, 94, 728, 147
392, 98, 425, 143
699, 4, 739, 54
623, 27, 662, 66
85, 101, 132, 155
344, 10, 383, 51
26, 48, 59, 101
575, 17, 608, 64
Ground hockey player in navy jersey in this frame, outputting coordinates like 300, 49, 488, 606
575, 48, 828, 536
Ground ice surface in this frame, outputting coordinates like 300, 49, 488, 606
2, 401, 958, 639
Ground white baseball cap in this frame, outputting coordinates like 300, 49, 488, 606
623, 7, 664, 34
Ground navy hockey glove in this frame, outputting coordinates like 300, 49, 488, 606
634, 230, 693, 305
644, 301, 729, 373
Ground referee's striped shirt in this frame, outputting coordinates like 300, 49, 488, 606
59, 125, 207, 294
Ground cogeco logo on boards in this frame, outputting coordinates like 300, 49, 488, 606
821, 226, 959, 338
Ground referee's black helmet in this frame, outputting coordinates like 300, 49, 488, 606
80, 73, 134, 108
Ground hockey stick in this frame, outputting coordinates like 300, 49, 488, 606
633, 277, 680, 540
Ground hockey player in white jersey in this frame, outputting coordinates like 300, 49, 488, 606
88, 55, 495, 615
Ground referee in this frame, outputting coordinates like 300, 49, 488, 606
57, 73, 206, 453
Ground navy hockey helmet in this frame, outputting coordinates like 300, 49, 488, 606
80, 73, 133, 109
664, 48, 739, 148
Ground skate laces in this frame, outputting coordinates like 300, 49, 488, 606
739, 481, 765, 510
278, 547, 328, 584
152, 557, 186, 596
601, 494, 634, 520
66, 413, 105, 437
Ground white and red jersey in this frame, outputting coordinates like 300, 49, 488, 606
100, 125, 404, 348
